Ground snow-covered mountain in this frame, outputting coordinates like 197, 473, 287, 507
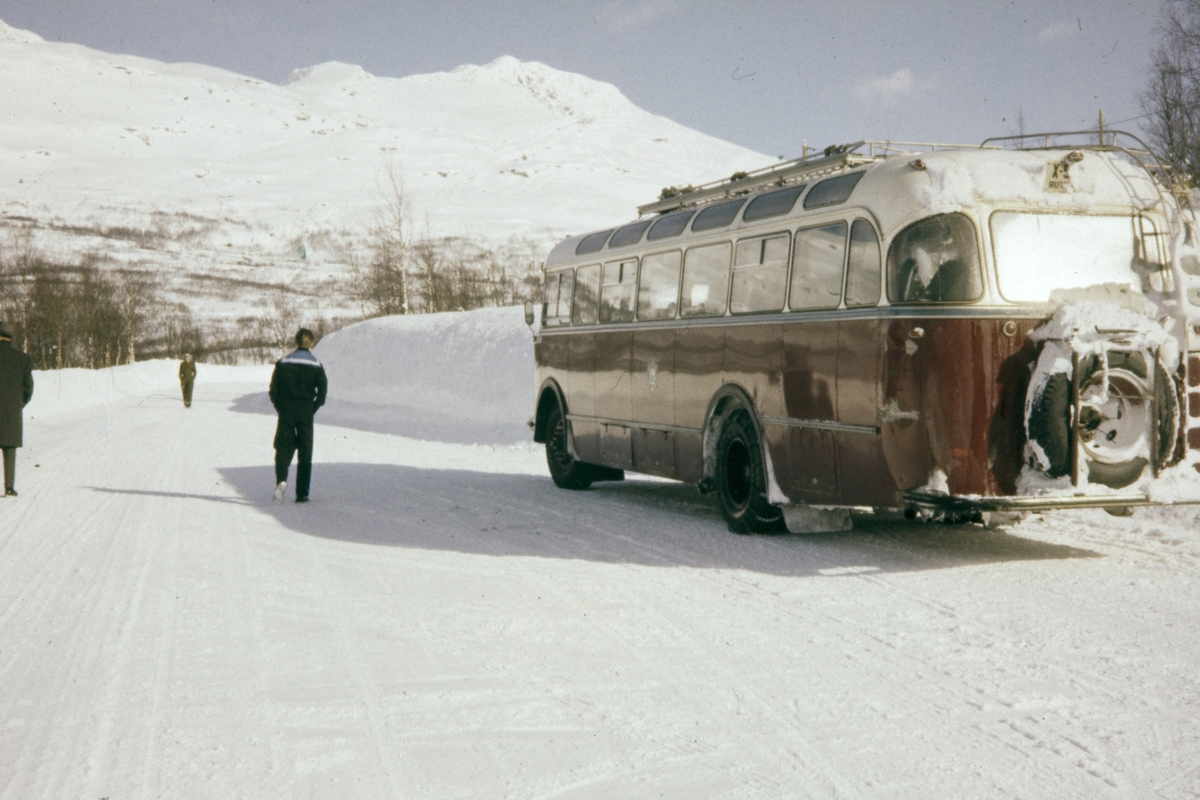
0, 17, 767, 265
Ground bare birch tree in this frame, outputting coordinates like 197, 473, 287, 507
1142, 0, 1200, 185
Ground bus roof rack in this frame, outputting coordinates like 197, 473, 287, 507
639, 139, 998, 216
980, 128, 1155, 155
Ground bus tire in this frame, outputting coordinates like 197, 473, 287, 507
545, 405, 593, 490
715, 407, 784, 534
1027, 371, 1072, 478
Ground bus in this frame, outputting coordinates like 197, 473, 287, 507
528, 133, 1200, 533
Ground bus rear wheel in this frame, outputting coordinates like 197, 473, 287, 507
716, 408, 784, 534
545, 406, 593, 490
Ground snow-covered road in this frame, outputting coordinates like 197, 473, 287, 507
2, 366, 1200, 799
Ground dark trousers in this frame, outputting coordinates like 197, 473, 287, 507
181, 380, 194, 406
2, 447, 13, 491
274, 417, 313, 498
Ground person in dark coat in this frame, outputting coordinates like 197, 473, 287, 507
269, 328, 327, 503
0, 322, 34, 497
179, 353, 196, 407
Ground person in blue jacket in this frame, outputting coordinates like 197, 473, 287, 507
269, 328, 327, 503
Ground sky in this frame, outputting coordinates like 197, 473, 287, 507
0, 0, 1165, 160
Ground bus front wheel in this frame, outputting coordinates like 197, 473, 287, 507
545, 406, 594, 490
716, 408, 784, 534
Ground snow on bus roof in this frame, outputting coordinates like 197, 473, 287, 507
546, 145, 1167, 269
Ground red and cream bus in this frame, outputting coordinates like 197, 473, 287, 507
529, 134, 1200, 532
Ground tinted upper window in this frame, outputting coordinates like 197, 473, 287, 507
609, 220, 652, 249
803, 172, 864, 209
742, 184, 806, 222
576, 229, 614, 255
692, 199, 746, 232
647, 210, 696, 241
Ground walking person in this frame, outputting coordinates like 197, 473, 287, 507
179, 353, 196, 407
269, 328, 327, 503
0, 322, 34, 498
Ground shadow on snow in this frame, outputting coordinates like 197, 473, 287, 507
208, 462, 1100, 578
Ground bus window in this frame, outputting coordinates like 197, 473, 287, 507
609, 219, 652, 249
556, 270, 575, 321
991, 212, 1145, 302
888, 213, 982, 304
743, 184, 806, 222
572, 265, 600, 325
543, 271, 573, 324
599, 259, 637, 323
637, 251, 682, 320
803, 172, 864, 209
543, 272, 561, 320
731, 234, 789, 314
576, 229, 614, 255
845, 219, 881, 307
789, 222, 846, 310
681, 242, 731, 317
647, 209, 696, 241
692, 199, 747, 232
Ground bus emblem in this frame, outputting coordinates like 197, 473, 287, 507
1045, 160, 1073, 192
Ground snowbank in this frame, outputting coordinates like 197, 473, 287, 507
313, 306, 536, 444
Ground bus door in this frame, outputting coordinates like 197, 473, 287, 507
674, 242, 733, 484
783, 222, 849, 499
836, 219, 894, 507
631, 251, 683, 477
596, 258, 637, 468
726, 233, 790, 487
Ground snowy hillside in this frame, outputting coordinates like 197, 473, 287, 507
0, 17, 766, 266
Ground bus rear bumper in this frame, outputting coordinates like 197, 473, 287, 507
900, 490, 1200, 513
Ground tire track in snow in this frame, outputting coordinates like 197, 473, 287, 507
0, 409, 157, 799
393, 477, 865, 797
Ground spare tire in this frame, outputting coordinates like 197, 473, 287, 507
1027, 371, 1072, 479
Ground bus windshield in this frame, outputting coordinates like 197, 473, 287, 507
991, 212, 1144, 303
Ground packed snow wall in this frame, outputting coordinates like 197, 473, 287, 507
313, 306, 536, 445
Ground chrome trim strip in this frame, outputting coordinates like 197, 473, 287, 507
565, 413, 701, 436
760, 416, 880, 435
538, 304, 1053, 335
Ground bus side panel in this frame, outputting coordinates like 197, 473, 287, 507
922, 319, 992, 495
724, 323, 786, 494
568, 332, 600, 464
595, 329, 634, 468
923, 319, 1036, 497
782, 320, 838, 498
882, 318, 1036, 500
537, 334, 570, 407
632, 329, 677, 477
674, 325, 725, 484
837, 318, 898, 507
881, 317, 937, 494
